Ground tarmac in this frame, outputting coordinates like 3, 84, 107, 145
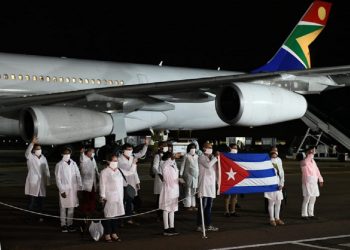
0, 155, 349, 250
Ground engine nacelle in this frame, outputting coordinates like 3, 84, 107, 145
19, 106, 114, 144
215, 83, 307, 126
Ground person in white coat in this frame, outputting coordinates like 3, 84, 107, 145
118, 140, 148, 224
55, 147, 82, 233
196, 142, 220, 232
100, 154, 137, 242
159, 152, 180, 236
264, 149, 285, 226
79, 147, 99, 217
151, 141, 168, 219
24, 136, 50, 222
301, 145, 324, 220
180, 143, 199, 211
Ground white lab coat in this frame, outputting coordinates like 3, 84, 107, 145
198, 154, 218, 198
24, 143, 50, 197
180, 153, 199, 188
80, 153, 99, 192
100, 165, 136, 218
55, 159, 82, 208
264, 157, 285, 201
118, 144, 148, 196
159, 159, 179, 212
152, 154, 163, 195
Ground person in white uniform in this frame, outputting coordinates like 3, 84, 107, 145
55, 147, 82, 233
79, 147, 99, 217
118, 140, 149, 224
196, 142, 220, 232
159, 152, 180, 236
151, 141, 168, 220
100, 154, 137, 242
180, 143, 199, 211
301, 145, 324, 220
264, 149, 285, 226
24, 136, 50, 222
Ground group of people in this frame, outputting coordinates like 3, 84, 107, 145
24, 136, 324, 242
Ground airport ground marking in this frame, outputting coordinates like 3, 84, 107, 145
292, 242, 340, 250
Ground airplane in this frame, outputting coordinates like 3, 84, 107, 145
0, 1, 349, 149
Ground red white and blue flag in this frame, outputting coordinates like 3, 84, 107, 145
218, 153, 279, 194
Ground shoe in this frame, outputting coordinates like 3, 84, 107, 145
163, 228, 172, 236
309, 216, 318, 220
192, 207, 198, 211
68, 225, 77, 232
207, 225, 219, 231
61, 225, 68, 233
270, 220, 276, 226
224, 212, 230, 217
185, 207, 193, 211
230, 212, 240, 217
196, 226, 203, 232
38, 218, 44, 223
111, 234, 122, 242
168, 228, 179, 236
301, 216, 309, 220
275, 219, 285, 225
105, 235, 113, 243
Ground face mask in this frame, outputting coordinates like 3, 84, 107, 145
205, 148, 213, 155
230, 149, 238, 154
34, 149, 42, 157
110, 161, 118, 169
190, 148, 196, 155
62, 154, 70, 162
124, 150, 133, 157
162, 147, 169, 153
91, 153, 95, 158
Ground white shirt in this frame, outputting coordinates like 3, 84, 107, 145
198, 154, 218, 198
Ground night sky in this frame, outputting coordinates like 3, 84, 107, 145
0, 1, 349, 72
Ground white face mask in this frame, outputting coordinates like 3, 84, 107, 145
62, 154, 71, 162
34, 149, 42, 157
190, 148, 196, 155
124, 150, 133, 157
91, 153, 95, 158
110, 161, 118, 169
162, 147, 169, 153
230, 149, 238, 154
205, 148, 213, 155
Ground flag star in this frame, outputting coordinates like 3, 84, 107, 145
226, 168, 236, 181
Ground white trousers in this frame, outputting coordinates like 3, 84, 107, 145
163, 210, 174, 229
268, 199, 281, 220
301, 196, 317, 217
183, 187, 196, 208
60, 207, 74, 226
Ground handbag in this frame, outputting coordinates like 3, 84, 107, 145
119, 168, 136, 200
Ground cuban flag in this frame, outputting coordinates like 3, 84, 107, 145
218, 153, 279, 194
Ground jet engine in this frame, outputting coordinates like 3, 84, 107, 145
215, 83, 307, 126
19, 106, 114, 144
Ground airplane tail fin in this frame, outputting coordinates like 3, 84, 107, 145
253, 1, 332, 73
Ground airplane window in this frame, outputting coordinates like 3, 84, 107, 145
18, 74, 23, 80
65, 77, 70, 83
11, 74, 16, 80
25, 75, 30, 80
120, 80, 124, 85
79, 78, 83, 83
90, 79, 95, 84
52, 76, 57, 82
39, 76, 44, 81
96, 79, 101, 85
32, 75, 37, 81
3, 74, 8, 80
84, 78, 89, 84
59, 77, 63, 83
72, 77, 76, 83
46, 76, 50, 82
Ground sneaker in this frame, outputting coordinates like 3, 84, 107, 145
270, 220, 277, 226
61, 225, 68, 233
192, 207, 198, 211
230, 212, 240, 217
224, 212, 230, 217
168, 228, 179, 236
68, 225, 77, 232
163, 228, 172, 236
301, 216, 309, 220
309, 216, 318, 220
275, 219, 285, 225
207, 225, 219, 231
196, 226, 203, 232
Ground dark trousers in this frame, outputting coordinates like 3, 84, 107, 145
196, 197, 213, 227
80, 189, 96, 214
28, 195, 44, 213
155, 194, 162, 218
102, 218, 118, 235
124, 195, 133, 217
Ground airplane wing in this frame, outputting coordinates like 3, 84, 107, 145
1, 65, 350, 116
